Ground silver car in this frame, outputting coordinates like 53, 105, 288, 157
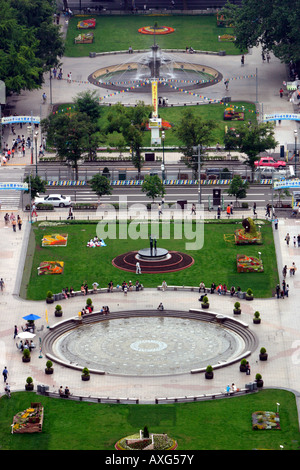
35, 194, 71, 207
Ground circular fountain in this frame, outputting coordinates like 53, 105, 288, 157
88, 42, 222, 93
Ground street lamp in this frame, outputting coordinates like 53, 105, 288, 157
294, 130, 298, 177
34, 132, 38, 176
161, 130, 165, 181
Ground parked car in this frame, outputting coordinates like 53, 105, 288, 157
254, 168, 287, 180
254, 157, 286, 168
35, 194, 71, 207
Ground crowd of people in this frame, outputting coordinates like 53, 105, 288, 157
4, 213, 22, 231
198, 281, 242, 297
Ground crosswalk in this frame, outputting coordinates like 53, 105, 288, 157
0, 166, 26, 209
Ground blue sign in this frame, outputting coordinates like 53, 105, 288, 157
1, 116, 40, 124
0, 183, 28, 190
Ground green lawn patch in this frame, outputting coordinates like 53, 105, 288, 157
24, 219, 278, 300
0, 390, 299, 450
65, 15, 242, 58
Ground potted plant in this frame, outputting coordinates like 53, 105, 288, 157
245, 288, 254, 301
259, 347, 268, 361
255, 373, 264, 388
201, 295, 210, 309
81, 367, 90, 381
253, 311, 261, 324
239, 358, 247, 372
205, 365, 214, 379
54, 304, 63, 317
46, 290, 54, 304
22, 348, 31, 363
233, 301, 241, 315
45, 360, 54, 374
85, 298, 94, 312
25, 376, 34, 391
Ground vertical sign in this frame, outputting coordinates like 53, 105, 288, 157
152, 81, 158, 118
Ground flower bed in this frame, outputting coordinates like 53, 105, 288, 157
42, 234, 68, 246
77, 18, 96, 29
237, 254, 264, 273
218, 34, 236, 42
234, 228, 263, 245
115, 432, 177, 450
252, 411, 280, 430
12, 403, 44, 433
138, 26, 175, 35
75, 33, 94, 44
38, 261, 64, 275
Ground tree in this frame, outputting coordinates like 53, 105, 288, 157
142, 175, 165, 202
173, 109, 217, 177
73, 90, 102, 122
41, 112, 101, 179
89, 174, 112, 199
227, 174, 249, 206
223, 122, 278, 179
24, 174, 46, 199
221, 0, 300, 63
0, 0, 64, 94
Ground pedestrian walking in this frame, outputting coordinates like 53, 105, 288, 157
253, 202, 257, 216
136, 261, 142, 274
261, 52, 265, 62
285, 233, 290, 246
266, 52, 270, 63
0, 278, 4, 293
2, 366, 8, 382
31, 202, 38, 220
224, 79, 229, 90
13, 325, 18, 339
246, 361, 251, 375
241, 55, 244, 66
276, 283, 280, 299
217, 205, 221, 219
12, 219, 16, 232
17, 215, 22, 230
274, 217, 278, 230
191, 203, 196, 215
285, 284, 289, 297
158, 203, 162, 217
279, 88, 284, 98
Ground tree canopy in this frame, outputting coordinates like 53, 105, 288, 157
221, 0, 300, 63
0, 0, 64, 94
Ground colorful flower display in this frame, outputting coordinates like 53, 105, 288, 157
42, 234, 68, 246
77, 18, 96, 29
38, 261, 64, 275
237, 254, 264, 273
138, 26, 175, 35
252, 411, 280, 430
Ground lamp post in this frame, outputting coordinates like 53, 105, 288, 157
34, 132, 38, 176
161, 130, 165, 181
294, 130, 298, 178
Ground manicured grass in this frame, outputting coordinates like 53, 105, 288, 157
65, 15, 241, 58
0, 390, 299, 450
25, 220, 278, 300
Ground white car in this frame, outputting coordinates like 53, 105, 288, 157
35, 194, 71, 207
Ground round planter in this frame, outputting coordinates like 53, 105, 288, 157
25, 384, 34, 391
22, 357, 31, 363
55, 310, 63, 317
245, 295, 253, 301
233, 309, 241, 315
45, 368, 54, 374
240, 365, 247, 372
46, 297, 54, 304
256, 379, 264, 388
253, 318, 261, 324
205, 372, 214, 379
81, 375, 90, 381
259, 353, 268, 361
201, 303, 210, 309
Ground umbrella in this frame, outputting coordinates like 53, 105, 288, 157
17, 332, 36, 339
22, 314, 41, 321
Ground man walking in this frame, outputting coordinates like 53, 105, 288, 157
2, 366, 8, 382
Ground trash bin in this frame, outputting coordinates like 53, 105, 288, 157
89, 52, 96, 58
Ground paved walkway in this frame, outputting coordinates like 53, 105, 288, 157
1, 23, 300, 411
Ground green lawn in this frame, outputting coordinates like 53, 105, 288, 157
0, 390, 299, 450
65, 15, 242, 57
24, 220, 278, 300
